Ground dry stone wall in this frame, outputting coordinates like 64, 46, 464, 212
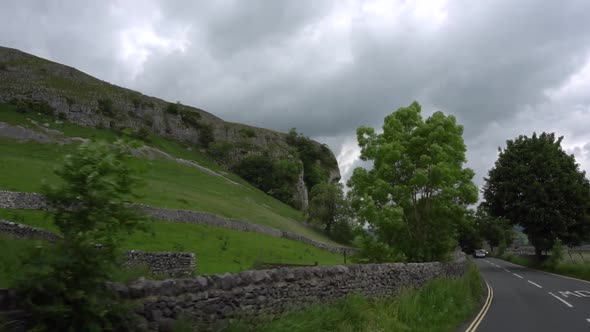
0, 220, 195, 277
124, 251, 195, 277
0, 220, 60, 242
0, 190, 356, 255
115, 255, 467, 331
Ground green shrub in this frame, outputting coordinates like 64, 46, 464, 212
145, 117, 154, 127
131, 127, 151, 142
232, 155, 301, 206
180, 109, 202, 128
14, 140, 150, 331
545, 239, 565, 268
57, 112, 67, 121
352, 233, 404, 263
131, 96, 141, 109
0, 62, 7, 71
208, 141, 235, 162
11, 99, 54, 116
166, 102, 180, 115
198, 124, 215, 147
97, 98, 114, 116
239, 127, 257, 138
65, 96, 75, 106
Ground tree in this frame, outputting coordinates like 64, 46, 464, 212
475, 204, 513, 253
457, 210, 483, 254
483, 132, 590, 257
348, 101, 477, 262
308, 182, 346, 234
16, 140, 150, 331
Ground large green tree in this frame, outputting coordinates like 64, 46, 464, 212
483, 132, 590, 257
348, 101, 478, 262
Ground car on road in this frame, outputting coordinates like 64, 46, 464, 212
473, 249, 487, 258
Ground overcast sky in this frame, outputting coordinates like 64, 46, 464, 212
2, 0, 590, 193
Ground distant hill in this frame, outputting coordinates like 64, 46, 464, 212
0, 46, 340, 209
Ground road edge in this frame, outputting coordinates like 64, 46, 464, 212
495, 257, 590, 285
464, 280, 493, 332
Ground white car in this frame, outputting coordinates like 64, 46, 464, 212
473, 249, 487, 258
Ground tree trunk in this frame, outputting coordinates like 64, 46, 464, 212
535, 247, 543, 259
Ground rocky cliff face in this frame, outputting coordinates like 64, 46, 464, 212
0, 46, 340, 209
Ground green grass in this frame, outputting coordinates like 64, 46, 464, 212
500, 253, 590, 282
0, 209, 345, 286
0, 103, 338, 245
0, 235, 45, 287
228, 263, 483, 332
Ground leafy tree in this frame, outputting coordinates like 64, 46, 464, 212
15, 140, 150, 331
232, 155, 301, 206
483, 132, 590, 257
308, 183, 346, 234
475, 204, 513, 253
286, 128, 331, 190
457, 210, 483, 254
348, 101, 477, 262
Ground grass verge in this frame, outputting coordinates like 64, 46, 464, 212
227, 263, 483, 332
500, 253, 590, 282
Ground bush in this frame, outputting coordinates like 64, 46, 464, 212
145, 117, 154, 127
57, 112, 67, 121
166, 102, 180, 115
0, 62, 7, 71
14, 140, 150, 331
208, 141, 235, 162
239, 127, 257, 138
198, 124, 215, 147
131, 127, 151, 142
11, 99, 55, 116
180, 109, 202, 128
352, 233, 404, 263
545, 239, 565, 268
97, 98, 114, 116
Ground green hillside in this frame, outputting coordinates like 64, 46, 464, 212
0, 103, 340, 246
0, 100, 350, 285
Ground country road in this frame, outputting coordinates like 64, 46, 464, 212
472, 258, 590, 331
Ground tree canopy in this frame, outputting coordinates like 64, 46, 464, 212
348, 101, 477, 262
483, 132, 590, 256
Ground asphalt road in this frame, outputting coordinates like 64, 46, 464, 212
473, 257, 590, 332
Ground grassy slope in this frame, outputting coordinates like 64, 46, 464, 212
227, 263, 483, 332
0, 104, 338, 246
0, 211, 345, 288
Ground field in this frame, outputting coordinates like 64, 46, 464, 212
0, 103, 339, 246
0, 209, 345, 288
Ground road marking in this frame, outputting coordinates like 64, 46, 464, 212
503, 268, 511, 273
527, 280, 543, 288
586, 318, 590, 324
549, 292, 573, 308
558, 290, 590, 298
513, 273, 524, 279
496, 258, 590, 285
465, 280, 494, 332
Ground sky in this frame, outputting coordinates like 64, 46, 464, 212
2, 0, 590, 194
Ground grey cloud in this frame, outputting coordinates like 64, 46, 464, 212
2, 0, 590, 189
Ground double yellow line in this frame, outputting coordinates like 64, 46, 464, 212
465, 280, 494, 332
